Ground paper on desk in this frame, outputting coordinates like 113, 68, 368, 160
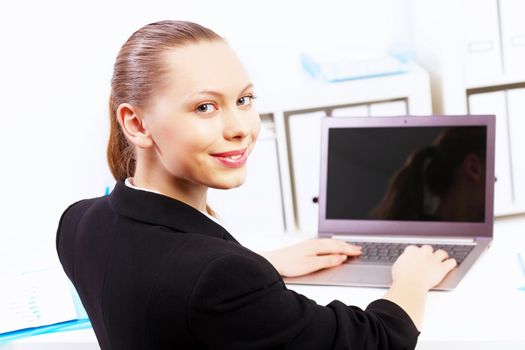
0, 267, 78, 334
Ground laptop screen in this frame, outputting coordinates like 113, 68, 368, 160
318, 116, 495, 237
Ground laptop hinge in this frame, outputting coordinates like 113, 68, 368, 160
330, 235, 476, 245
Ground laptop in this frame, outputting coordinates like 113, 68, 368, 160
285, 115, 495, 290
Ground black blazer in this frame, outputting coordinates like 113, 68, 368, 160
56, 181, 419, 349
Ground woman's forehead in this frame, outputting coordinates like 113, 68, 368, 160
162, 41, 252, 97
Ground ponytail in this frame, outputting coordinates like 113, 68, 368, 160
106, 94, 136, 181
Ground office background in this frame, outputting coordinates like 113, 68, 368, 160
1, 0, 524, 289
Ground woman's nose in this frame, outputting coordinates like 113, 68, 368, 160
222, 109, 248, 141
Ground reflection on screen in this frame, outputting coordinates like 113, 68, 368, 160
326, 126, 487, 222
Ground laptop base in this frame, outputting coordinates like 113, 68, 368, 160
284, 238, 490, 291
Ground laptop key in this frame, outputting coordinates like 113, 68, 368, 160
344, 241, 475, 266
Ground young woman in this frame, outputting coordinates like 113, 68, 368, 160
56, 20, 456, 350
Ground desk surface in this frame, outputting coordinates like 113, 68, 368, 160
3, 216, 525, 350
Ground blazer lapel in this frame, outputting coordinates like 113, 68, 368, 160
108, 181, 239, 243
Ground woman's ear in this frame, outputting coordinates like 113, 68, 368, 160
116, 103, 154, 149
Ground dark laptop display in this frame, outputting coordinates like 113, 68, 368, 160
326, 126, 487, 223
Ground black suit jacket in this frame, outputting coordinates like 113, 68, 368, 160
56, 181, 419, 349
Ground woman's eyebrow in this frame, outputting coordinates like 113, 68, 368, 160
238, 83, 254, 94
186, 83, 254, 100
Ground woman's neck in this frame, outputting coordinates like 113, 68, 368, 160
132, 163, 208, 214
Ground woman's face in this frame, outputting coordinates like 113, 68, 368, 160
143, 41, 261, 189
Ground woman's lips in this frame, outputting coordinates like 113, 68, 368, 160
210, 148, 249, 168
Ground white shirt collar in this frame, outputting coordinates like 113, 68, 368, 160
124, 178, 161, 195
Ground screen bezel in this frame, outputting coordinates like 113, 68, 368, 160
318, 115, 495, 238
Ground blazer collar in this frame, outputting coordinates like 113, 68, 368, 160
108, 180, 238, 243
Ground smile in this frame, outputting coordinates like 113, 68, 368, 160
210, 148, 249, 168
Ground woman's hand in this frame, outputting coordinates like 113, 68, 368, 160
384, 244, 457, 329
391, 244, 457, 292
260, 239, 362, 277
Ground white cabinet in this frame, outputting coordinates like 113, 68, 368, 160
331, 104, 369, 117
288, 111, 326, 232
506, 88, 525, 208
463, 0, 503, 84
460, 0, 525, 86
500, 0, 525, 75
468, 92, 513, 215
369, 100, 408, 117
466, 88, 525, 216
412, 0, 525, 216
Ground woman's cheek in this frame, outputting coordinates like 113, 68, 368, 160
251, 115, 262, 139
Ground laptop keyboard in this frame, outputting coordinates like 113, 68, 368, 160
344, 241, 475, 266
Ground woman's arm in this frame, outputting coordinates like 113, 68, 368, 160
188, 252, 420, 349
261, 240, 456, 330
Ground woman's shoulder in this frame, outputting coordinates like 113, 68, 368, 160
58, 195, 109, 230
62, 195, 272, 276
62, 192, 111, 214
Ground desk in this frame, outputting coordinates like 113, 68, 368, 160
3, 216, 525, 350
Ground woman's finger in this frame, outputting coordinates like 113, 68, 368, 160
307, 254, 348, 272
433, 249, 449, 261
442, 257, 457, 271
306, 238, 362, 256
420, 244, 433, 253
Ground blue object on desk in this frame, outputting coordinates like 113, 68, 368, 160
0, 268, 92, 344
0, 319, 91, 345
301, 47, 413, 83
518, 253, 525, 291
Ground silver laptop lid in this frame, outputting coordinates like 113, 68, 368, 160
318, 115, 495, 238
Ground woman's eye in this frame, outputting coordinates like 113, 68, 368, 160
196, 103, 216, 114
237, 94, 256, 106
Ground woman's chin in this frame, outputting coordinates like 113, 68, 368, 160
210, 174, 246, 190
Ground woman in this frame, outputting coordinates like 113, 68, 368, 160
56, 20, 456, 349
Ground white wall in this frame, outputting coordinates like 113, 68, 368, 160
0, 0, 412, 272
